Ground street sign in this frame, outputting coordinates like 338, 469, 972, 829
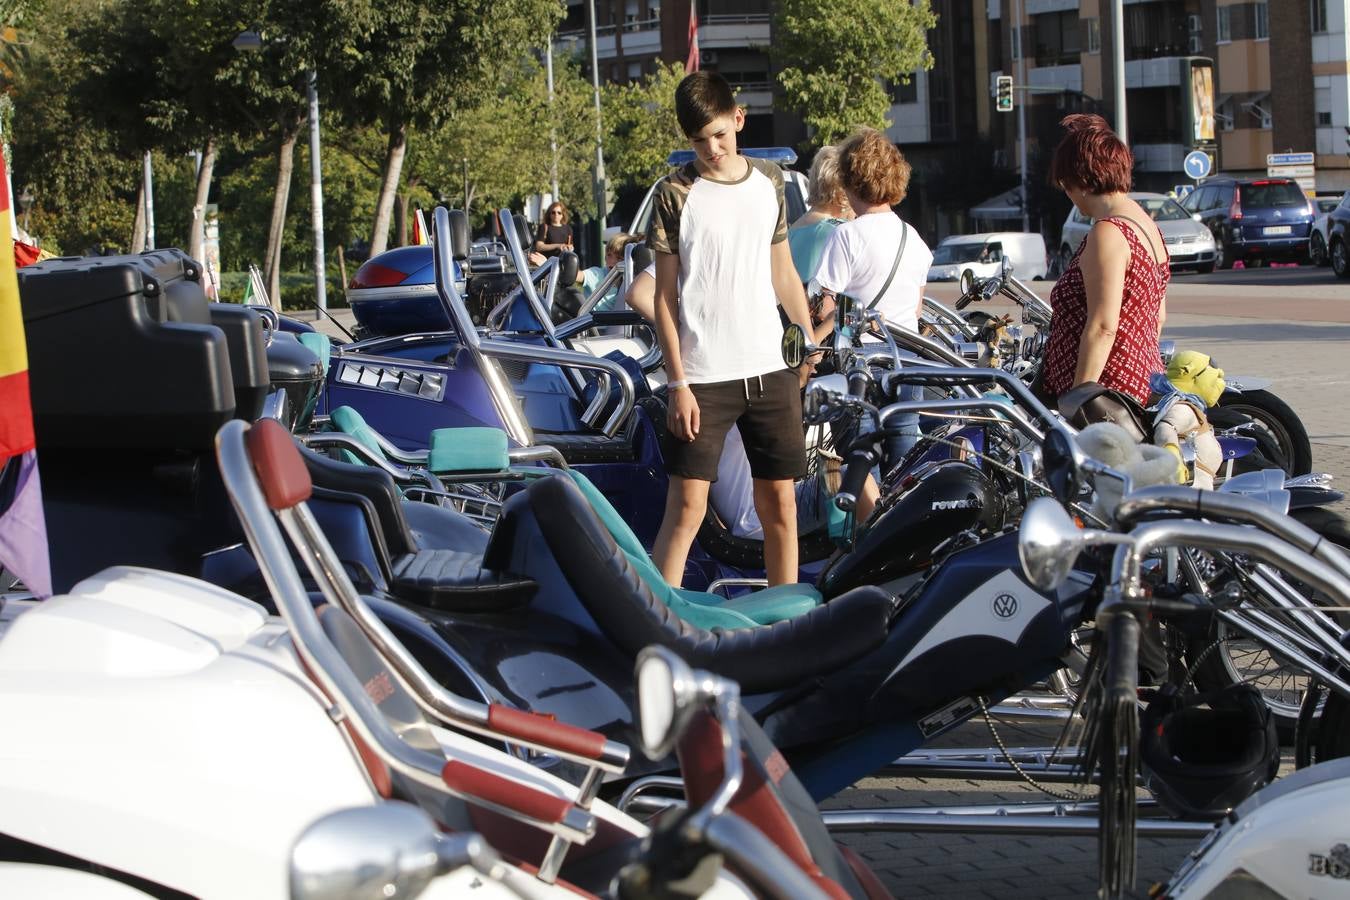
1267, 152, 1315, 166
1183, 150, 1212, 180
1266, 152, 1317, 197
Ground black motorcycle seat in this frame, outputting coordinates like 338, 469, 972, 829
389, 548, 537, 612
535, 412, 639, 465
522, 474, 896, 693
300, 444, 487, 555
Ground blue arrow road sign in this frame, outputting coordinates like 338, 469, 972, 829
1184, 150, 1212, 180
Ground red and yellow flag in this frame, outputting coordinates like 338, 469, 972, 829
0, 144, 51, 597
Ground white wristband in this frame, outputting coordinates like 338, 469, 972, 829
666, 379, 689, 391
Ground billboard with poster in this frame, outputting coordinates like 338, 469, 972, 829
1188, 59, 1215, 144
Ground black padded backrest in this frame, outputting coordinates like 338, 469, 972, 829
447, 209, 470, 261
300, 445, 418, 557
629, 244, 653, 274
556, 251, 580, 286
521, 474, 897, 694
513, 213, 532, 255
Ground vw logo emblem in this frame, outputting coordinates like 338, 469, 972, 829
992, 593, 1019, 619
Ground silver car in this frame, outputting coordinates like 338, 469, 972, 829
1057, 192, 1217, 274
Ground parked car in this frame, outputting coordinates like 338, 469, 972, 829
1327, 190, 1350, 279
1058, 192, 1217, 275
926, 232, 1048, 282
1180, 176, 1314, 269
1308, 193, 1346, 267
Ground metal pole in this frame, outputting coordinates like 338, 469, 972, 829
143, 151, 156, 251
307, 69, 327, 320
585, 0, 608, 254
1110, 0, 1128, 143
546, 39, 560, 200
1014, 0, 1029, 233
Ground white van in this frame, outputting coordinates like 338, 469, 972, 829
926, 232, 1048, 282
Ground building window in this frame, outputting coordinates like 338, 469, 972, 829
1086, 18, 1100, 54
1316, 87, 1332, 125
1311, 0, 1328, 33
1254, 2, 1269, 40
1245, 96, 1272, 129
1217, 97, 1235, 131
1216, 7, 1230, 44
1033, 10, 1081, 67
626, 61, 642, 80
890, 76, 919, 104
1011, 22, 1020, 60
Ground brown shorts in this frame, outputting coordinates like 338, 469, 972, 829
665, 369, 807, 482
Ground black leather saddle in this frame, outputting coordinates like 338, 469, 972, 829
505, 473, 897, 694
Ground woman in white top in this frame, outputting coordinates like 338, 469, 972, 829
809, 128, 932, 479
809, 127, 931, 332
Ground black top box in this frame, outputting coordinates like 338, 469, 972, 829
18, 250, 235, 450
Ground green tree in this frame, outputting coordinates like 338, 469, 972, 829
325, 0, 563, 258
774, 0, 937, 148
602, 61, 684, 191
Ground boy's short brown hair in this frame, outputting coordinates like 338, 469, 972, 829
675, 72, 738, 137
839, 127, 912, 207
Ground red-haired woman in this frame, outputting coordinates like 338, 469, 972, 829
1041, 114, 1169, 408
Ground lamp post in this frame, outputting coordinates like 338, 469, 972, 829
234, 29, 326, 320
584, 0, 608, 256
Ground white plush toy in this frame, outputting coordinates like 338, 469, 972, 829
1074, 421, 1182, 523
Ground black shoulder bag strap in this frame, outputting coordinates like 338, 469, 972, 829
867, 219, 908, 310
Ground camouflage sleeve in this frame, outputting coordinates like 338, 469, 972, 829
757, 159, 789, 245
647, 177, 685, 255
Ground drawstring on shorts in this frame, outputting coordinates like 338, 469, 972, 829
742, 375, 764, 401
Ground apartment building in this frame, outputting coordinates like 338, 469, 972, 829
557, 0, 780, 146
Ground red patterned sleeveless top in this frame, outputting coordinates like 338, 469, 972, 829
1042, 216, 1169, 404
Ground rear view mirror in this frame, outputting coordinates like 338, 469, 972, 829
1042, 427, 1082, 505
1001, 255, 1014, 277
635, 646, 699, 760
959, 268, 975, 297
781, 322, 810, 368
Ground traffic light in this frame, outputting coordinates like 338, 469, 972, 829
996, 75, 1014, 113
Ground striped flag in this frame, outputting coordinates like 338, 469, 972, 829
685, 2, 700, 74
0, 145, 50, 597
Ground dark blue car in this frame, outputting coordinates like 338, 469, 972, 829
1180, 176, 1314, 269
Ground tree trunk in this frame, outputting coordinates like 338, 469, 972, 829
265, 123, 301, 308
131, 181, 146, 253
368, 124, 408, 258
187, 137, 218, 262
395, 192, 409, 247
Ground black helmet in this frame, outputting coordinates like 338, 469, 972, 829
1140, 683, 1280, 819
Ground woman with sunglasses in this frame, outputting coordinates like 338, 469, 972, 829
534, 202, 574, 259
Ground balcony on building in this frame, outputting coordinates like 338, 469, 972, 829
556, 0, 662, 61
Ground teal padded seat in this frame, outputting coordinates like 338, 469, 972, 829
556, 468, 823, 629
329, 405, 385, 465
428, 427, 509, 474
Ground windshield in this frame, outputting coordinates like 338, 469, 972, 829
1239, 182, 1308, 209
1138, 198, 1191, 222
932, 243, 997, 265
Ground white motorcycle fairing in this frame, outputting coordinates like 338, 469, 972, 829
0, 567, 753, 899
1161, 757, 1350, 897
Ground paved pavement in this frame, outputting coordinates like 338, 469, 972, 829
315, 267, 1346, 897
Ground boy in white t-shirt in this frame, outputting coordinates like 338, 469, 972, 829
647, 72, 816, 587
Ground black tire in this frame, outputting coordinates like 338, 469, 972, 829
1195, 262, 1215, 275
1191, 507, 1350, 744
1310, 231, 1328, 267
1310, 691, 1350, 763
1332, 237, 1350, 280
1211, 389, 1313, 477
1215, 237, 1233, 270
